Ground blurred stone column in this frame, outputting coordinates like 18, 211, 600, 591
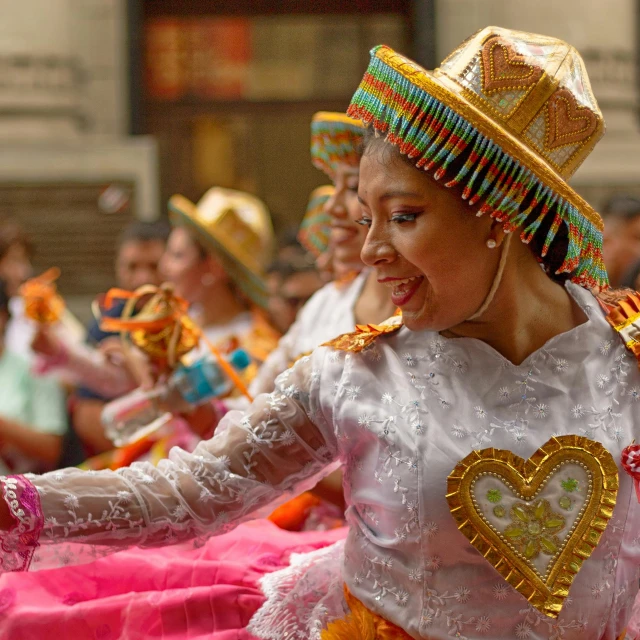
0, 0, 83, 140
434, 0, 640, 208
0, 0, 158, 219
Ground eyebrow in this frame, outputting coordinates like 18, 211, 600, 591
358, 190, 422, 205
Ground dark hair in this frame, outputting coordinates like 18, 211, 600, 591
0, 279, 10, 316
622, 258, 640, 290
602, 194, 640, 221
362, 128, 571, 284
0, 219, 33, 262
117, 220, 171, 251
267, 230, 317, 278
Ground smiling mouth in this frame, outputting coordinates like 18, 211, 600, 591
380, 276, 424, 306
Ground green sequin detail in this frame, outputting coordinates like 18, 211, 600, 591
493, 505, 506, 518
561, 478, 579, 492
487, 489, 502, 503
503, 499, 565, 561
558, 496, 573, 510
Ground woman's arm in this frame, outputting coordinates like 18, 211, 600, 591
0, 367, 68, 466
0, 418, 62, 466
0, 349, 339, 570
32, 328, 138, 399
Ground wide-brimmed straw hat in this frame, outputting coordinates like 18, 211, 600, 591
310, 111, 366, 180
347, 26, 608, 290
168, 188, 274, 308
297, 185, 334, 258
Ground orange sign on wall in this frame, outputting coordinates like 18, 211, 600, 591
146, 18, 251, 100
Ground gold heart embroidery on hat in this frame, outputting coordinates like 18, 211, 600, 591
481, 36, 543, 95
447, 435, 618, 618
545, 88, 598, 150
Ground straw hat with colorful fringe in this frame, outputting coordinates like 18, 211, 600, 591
347, 26, 608, 290
311, 112, 366, 179
298, 185, 334, 258
168, 188, 274, 308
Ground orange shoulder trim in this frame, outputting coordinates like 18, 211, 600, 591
597, 289, 640, 368
322, 314, 403, 353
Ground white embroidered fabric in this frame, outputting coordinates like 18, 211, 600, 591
27, 353, 338, 558
248, 540, 347, 640
249, 271, 366, 396
1, 282, 640, 640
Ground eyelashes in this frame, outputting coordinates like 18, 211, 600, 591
355, 212, 420, 228
391, 213, 419, 224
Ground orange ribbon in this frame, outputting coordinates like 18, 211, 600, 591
98, 284, 199, 371
20, 268, 65, 324
97, 283, 252, 400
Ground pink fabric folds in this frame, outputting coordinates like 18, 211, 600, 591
0, 475, 43, 572
0, 519, 346, 639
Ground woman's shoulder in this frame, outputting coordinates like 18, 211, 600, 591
321, 312, 404, 354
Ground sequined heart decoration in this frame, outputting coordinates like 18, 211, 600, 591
545, 88, 598, 150
446, 435, 618, 618
481, 36, 543, 95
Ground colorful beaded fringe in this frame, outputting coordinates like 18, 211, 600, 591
347, 46, 608, 290
311, 112, 365, 179
298, 185, 333, 258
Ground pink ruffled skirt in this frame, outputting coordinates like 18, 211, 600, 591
0, 520, 346, 640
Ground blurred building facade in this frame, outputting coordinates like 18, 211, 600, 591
134, 0, 411, 230
0, 0, 639, 309
0, 0, 158, 310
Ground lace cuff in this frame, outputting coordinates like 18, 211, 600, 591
0, 475, 43, 571
248, 540, 346, 640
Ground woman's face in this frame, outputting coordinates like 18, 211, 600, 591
159, 227, 210, 304
358, 142, 502, 332
0, 242, 32, 297
324, 163, 368, 277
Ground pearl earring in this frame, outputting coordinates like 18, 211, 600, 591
486, 239, 497, 249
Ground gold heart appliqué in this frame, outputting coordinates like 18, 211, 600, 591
545, 88, 598, 150
481, 36, 543, 95
446, 435, 618, 618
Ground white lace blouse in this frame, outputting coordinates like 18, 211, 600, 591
249, 271, 366, 396
1, 282, 638, 640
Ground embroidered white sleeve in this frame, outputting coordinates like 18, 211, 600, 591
31, 350, 338, 549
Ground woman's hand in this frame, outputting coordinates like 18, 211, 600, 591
99, 339, 157, 390
31, 326, 66, 360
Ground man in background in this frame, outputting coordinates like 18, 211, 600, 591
63, 220, 170, 462
602, 194, 640, 288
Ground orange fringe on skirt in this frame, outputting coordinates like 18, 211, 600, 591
320, 584, 412, 640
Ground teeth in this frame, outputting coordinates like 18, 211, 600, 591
383, 276, 420, 287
